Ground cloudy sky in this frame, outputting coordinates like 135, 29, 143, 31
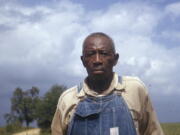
0, 0, 180, 126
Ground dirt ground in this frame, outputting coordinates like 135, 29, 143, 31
12, 128, 40, 135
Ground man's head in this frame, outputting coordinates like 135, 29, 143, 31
81, 32, 119, 80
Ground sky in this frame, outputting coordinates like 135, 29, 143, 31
0, 0, 180, 126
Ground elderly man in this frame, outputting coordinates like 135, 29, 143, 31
51, 32, 164, 135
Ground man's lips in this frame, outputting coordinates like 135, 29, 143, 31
92, 68, 104, 74
92, 68, 104, 71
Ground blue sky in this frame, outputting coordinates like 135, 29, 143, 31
0, 0, 180, 126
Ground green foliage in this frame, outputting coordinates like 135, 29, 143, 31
6, 87, 40, 127
4, 113, 18, 125
5, 121, 22, 133
0, 127, 6, 135
161, 123, 180, 135
4, 84, 66, 134
0, 121, 27, 135
36, 84, 66, 131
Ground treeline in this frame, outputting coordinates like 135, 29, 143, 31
3, 84, 66, 134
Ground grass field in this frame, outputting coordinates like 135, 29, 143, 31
161, 123, 180, 135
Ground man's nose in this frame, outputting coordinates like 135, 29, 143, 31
93, 54, 102, 65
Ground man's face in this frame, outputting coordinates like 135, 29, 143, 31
81, 36, 119, 79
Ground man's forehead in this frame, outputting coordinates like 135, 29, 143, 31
83, 35, 114, 50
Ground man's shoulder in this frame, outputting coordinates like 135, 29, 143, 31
122, 76, 145, 86
123, 76, 141, 82
61, 86, 78, 98
122, 76, 148, 94
57, 86, 79, 108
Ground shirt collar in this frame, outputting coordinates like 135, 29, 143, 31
77, 73, 126, 98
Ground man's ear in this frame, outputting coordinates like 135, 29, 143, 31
81, 56, 86, 67
113, 53, 119, 66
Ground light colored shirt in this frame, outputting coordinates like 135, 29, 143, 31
51, 73, 164, 135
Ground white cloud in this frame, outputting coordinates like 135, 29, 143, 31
160, 30, 180, 41
0, 0, 180, 97
90, 3, 161, 36
165, 2, 180, 17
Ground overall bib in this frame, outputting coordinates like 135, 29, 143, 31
67, 91, 137, 135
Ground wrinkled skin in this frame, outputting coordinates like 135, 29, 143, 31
81, 35, 119, 92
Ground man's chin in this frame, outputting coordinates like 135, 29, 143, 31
91, 71, 106, 80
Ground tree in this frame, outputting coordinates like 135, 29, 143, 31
9, 87, 40, 127
36, 84, 66, 131
4, 113, 22, 133
4, 113, 18, 125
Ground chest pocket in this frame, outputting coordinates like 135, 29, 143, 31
75, 100, 101, 118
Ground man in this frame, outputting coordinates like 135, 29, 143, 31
51, 32, 164, 135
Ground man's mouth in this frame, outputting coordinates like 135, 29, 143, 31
92, 69, 104, 74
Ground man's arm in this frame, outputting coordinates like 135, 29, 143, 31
140, 91, 164, 135
51, 108, 64, 135
51, 86, 79, 135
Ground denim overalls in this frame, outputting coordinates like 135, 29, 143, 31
67, 79, 137, 135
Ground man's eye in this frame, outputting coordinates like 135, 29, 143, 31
102, 52, 108, 55
85, 52, 94, 56
101, 51, 109, 55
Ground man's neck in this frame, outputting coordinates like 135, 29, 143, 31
86, 73, 114, 94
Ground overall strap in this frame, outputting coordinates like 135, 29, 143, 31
77, 82, 83, 93
117, 76, 137, 132
118, 76, 122, 84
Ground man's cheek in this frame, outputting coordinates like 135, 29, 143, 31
106, 59, 114, 65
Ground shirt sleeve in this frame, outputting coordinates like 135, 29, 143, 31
51, 108, 64, 135
140, 93, 164, 135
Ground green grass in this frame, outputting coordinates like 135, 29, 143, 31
161, 123, 180, 135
